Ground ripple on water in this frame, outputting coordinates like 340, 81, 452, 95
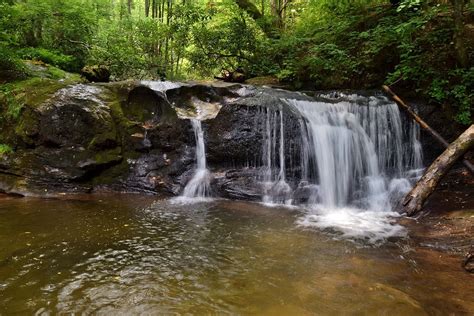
0, 196, 472, 314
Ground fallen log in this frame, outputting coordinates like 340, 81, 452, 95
382, 85, 474, 175
402, 124, 474, 216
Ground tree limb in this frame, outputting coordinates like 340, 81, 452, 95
401, 124, 473, 216
382, 85, 474, 175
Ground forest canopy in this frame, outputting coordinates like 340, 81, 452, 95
0, 0, 473, 123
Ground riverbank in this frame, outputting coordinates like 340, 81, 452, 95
401, 168, 473, 258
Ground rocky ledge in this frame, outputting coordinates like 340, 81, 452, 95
0, 78, 311, 197
0, 76, 466, 201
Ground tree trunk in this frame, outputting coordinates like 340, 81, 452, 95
382, 85, 474, 175
270, 0, 281, 28
402, 125, 474, 216
145, 0, 150, 17
152, 0, 157, 18
451, 0, 469, 68
127, 0, 133, 15
161, 0, 165, 22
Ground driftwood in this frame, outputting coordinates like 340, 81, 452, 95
382, 85, 474, 175
401, 125, 474, 216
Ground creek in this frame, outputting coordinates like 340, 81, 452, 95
0, 194, 472, 314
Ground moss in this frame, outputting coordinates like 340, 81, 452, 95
24, 60, 82, 82
0, 144, 13, 156
14, 108, 39, 146
91, 158, 130, 185
1, 78, 63, 119
0, 61, 83, 119
93, 147, 122, 165
245, 76, 281, 86
0, 173, 28, 193
47, 66, 69, 80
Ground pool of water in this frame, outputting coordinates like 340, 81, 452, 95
0, 194, 472, 314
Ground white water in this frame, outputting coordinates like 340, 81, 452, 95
176, 119, 211, 202
260, 95, 423, 242
262, 109, 292, 204
142, 80, 182, 92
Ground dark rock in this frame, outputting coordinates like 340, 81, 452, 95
125, 86, 175, 123
0, 79, 453, 200
213, 169, 263, 201
81, 65, 110, 83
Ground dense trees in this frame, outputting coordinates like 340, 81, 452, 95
0, 0, 472, 123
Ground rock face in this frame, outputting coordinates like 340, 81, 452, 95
0, 79, 451, 198
0, 79, 308, 197
0, 81, 186, 195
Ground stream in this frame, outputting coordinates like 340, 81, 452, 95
0, 194, 472, 314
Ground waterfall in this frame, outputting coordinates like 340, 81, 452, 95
258, 94, 423, 241
180, 119, 211, 199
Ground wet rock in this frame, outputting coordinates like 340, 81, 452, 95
38, 85, 117, 148
292, 182, 321, 204
0, 80, 313, 196
0, 79, 458, 202
124, 86, 174, 123
213, 169, 263, 201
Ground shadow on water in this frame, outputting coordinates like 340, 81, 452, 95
0, 194, 472, 314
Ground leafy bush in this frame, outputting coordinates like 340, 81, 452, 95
17, 47, 76, 72
0, 144, 13, 156
0, 45, 29, 82
0, 84, 23, 120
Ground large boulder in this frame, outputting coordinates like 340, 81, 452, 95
0, 80, 250, 196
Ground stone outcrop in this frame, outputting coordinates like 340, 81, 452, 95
0, 78, 455, 198
0, 80, 291, 196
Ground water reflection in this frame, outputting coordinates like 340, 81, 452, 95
0, 195, 472, 314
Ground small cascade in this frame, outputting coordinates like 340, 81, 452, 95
180, 119, 211, 199
261, 109, 291, 204
255, 94, 423, 241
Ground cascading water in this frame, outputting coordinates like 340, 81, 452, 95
179, 119, 211, 200
257, 94, 423, 242
261, 109, 292, 204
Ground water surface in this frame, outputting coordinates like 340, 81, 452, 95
0, 194, 472, 314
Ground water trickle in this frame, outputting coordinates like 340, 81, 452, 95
262, 109, 291, 204
180, 119, 211, 199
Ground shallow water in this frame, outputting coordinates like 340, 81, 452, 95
0, 194, 472, 315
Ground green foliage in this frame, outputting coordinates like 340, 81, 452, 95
397, 0, 422, 12
0, 0, 95, 72
384, 5, 472, 124
0, 0, 471, 124
0, 84, 23, 119
17, 48, 75, 71
0, 45, 29, 82
0, 144, 13, 156
188, 3, 263, 77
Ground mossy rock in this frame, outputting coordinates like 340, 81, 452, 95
24, 60, 82, 82
81, 65, 110, 83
